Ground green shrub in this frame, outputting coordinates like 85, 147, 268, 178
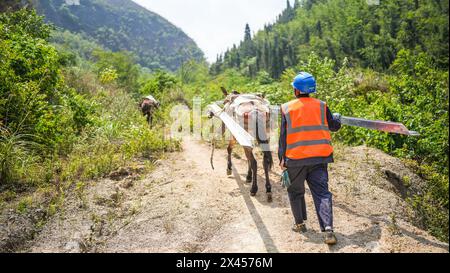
140, 70, 179, 98
92, 49, 140, 93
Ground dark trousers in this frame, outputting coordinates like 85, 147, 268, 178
287, 164, 333, 232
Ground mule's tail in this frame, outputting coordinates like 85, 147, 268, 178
255, 110, 273, 170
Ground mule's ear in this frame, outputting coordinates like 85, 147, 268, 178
221, 86, 228, 97
232, 90, 240, 95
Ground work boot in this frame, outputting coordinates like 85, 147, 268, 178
324, 231, 337, 245
292, 223, 307, 233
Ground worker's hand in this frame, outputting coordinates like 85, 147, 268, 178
333, 113, 342, 121
279, 159, 287, 171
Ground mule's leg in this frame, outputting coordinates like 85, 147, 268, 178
246, 160, 252, 183
263, 151, 273, 202
227, 140, 234, 176
146, 113, 151, 127
244, 147, 258, 196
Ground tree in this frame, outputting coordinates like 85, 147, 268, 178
316, 20, 323, 39
92, 50, 140, 93
244, 23, 252, 42
241, 23, 255, 59
278, 0, 296, 23
304, 0, 315, 10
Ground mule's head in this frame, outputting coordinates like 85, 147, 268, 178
256, 93, 266, 99
221, 87, 241, 105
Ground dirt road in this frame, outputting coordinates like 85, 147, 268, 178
27, 138, 448, 253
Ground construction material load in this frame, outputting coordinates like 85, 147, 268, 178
272, 106, 419, 136
340, 116, 420, 136
208, 102, 420, 154
143, 95, 158, 104
208, 103, 254, 148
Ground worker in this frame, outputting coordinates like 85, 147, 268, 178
278, 72, 342, 245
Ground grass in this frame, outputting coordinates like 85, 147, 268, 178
0, 128, 43, 189
388, 212, 402, 236
16, 196, 33, 214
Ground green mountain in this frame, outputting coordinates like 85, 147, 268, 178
211, 0, 449, 78
0, 0, 30, 12
32, 0, 204, 71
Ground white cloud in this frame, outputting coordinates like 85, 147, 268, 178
132, 0, 290, 63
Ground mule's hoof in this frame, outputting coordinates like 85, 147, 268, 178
227, 169, 232, 176
250, 192, 257, 197
246, 177, 252, 183
267, 193, 273, 203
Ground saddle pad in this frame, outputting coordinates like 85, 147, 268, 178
226, 94, 270, 118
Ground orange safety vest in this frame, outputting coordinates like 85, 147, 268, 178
281, 98, 333, 160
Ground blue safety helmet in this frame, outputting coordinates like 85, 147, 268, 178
292, 72, 317, 94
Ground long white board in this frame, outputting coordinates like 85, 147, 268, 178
208, 104, 255, 148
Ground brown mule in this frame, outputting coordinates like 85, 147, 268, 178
140, 95, 160, 128
221, 87, 273, 203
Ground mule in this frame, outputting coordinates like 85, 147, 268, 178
221, 87, 274, 202
140, 95, 160, 127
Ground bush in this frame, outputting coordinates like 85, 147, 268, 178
0, 9, 95, 155
140, 70, 179, 98
92, 49, 140, 93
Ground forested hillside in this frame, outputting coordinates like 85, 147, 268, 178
0, 0, 30, 12
211, 0, 448, 78
32, 0, 204, 71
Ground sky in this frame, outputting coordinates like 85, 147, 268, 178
132, 0, 291, 63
